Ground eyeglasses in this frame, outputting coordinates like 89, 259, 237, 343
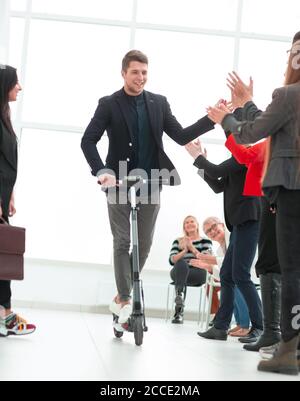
204, 223, 220, 236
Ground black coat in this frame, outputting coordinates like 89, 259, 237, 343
81, 88, 215, 185
0, 121, 18, 219
194, 155, 261, 231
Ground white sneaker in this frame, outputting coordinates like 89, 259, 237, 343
113, 321, 126, 332
0, 322, 7, 337
109, 300, 122, 316
259, 343, 280, 360
118, 304, 132, 324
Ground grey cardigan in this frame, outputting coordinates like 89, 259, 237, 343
222, 83, 300, 191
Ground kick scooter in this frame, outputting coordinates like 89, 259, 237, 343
112, 176, 165, 346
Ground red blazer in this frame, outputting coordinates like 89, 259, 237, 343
225, 134, 266, 196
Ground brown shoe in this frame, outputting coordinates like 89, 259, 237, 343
258, 336, 299, 376
228, 325, 241, 335
230, 328, 250, 337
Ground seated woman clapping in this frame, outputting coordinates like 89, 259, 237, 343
169, 215, 215, 324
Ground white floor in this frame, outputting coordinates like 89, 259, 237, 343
0, 308, 299, 381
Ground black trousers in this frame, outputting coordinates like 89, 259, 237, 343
170, 259, 207, 289
276, 188, 300, 342
255, 197, 280, 276
0, 214, 11, 310
0, 280, 11, 309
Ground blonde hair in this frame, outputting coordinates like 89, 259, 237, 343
179, 215, 200, 239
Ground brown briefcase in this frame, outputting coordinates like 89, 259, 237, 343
0, 218, 25, 280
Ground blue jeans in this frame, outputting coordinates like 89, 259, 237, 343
215, 220, 263, 331
233, 287, 250, 329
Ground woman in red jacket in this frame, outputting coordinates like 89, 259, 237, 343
223, 130, 282, 352
225, 134, 265, 196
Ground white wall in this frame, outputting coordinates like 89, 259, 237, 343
12, 258, 207, 318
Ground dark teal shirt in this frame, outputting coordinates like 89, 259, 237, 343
125, 91, 159, 177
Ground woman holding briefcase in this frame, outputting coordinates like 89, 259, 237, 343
0, 65, 35, 337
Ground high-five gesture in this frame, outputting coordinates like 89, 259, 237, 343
206, 103, 231, 125
227, 71, 253, 108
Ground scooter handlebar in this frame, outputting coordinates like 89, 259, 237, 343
118, 176, 169, 186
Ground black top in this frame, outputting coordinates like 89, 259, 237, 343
123, 91, 159, 176
0, 121, 18, 217
194, 156, 261, 231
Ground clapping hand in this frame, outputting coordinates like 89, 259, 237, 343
178, 237, 189, 252
185, 139, 207, 160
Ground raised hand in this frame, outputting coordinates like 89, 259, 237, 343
227, 71, 253, 108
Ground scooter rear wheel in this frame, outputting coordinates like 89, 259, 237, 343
113, 328, 124, 338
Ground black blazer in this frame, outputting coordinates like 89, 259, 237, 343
81, 88, 215, 185
0, 121, 18, 218
194, 156, 261, 231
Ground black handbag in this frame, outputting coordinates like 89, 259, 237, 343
0, 217, 25, 280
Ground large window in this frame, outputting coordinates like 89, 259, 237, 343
7, 0, 298, 268
136, 0, 238, 31
241, 0, 300, 37
10, 0, 27, 12
238, 39, 288, 109
22, 20, 129, 126
135, 29, 234, 140
8, 17, 25, 75
31, 0, 133, 21
16, 128, 112, 264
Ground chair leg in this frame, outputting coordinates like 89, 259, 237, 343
205, 278, 214, 330
166, 284, 177, 322
165, 284, 171, 322
198, 286, 203, 325
199, 280, 208, 328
